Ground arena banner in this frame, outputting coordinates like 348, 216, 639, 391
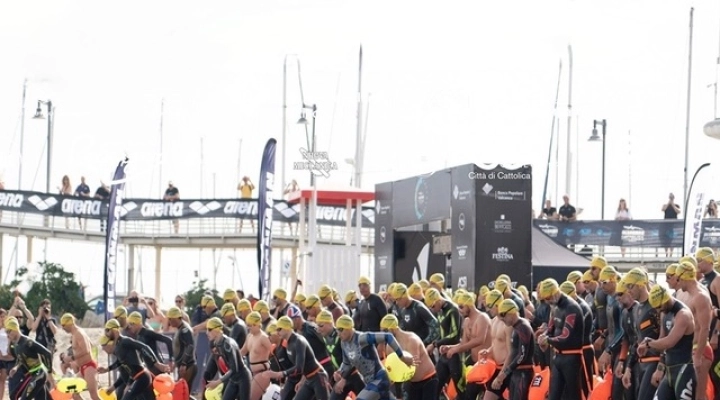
0, 189, 374, 228
373, 181, 394, 292
450, 164, 477, 291
475, 164, 533, 289
103, 157, 128, 321
257, 139, 276, 301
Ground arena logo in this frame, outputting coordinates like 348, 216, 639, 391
140, 201, 184, 218
224, 200, 258, 216
119, 201, 138, 217
538, 224, 559, 238
621, 225, 645, 243
27, 195, 58, 211
188, 201, 222, 216
492, 247, 514, 261
0, 193, 24, 208
61, 198, 103, 216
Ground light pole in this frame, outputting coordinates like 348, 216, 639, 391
33, 100, 53, 228
297, 104, 317, 187
589, 119, 607, 220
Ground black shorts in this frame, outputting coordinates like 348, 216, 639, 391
484, 367, 509, 397
0, 360, 15, 371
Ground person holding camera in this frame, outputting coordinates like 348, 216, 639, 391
123, 291, 156, 325
30, 299, 57, 358
237, 176, 255, 233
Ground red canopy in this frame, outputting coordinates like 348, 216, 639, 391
286, 189, 374, 206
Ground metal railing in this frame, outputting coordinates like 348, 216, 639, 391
0, 211, 376, 247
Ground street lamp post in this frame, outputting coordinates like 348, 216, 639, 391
589, 119, 607, 220
297, 104, 317, 187
33, 100, 53, 227
297, 103, 317, 288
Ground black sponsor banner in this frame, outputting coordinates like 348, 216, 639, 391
391, 171, 451, 227
531, 219, 720, 248
450, 164, 476, 291
475, 165, 533, 289
393, 231, 446, 285
374, 182, 394, 290
257, 139, 276, 301
0, 189, 374, 228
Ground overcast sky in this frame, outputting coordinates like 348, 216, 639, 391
1, 0, 720, 301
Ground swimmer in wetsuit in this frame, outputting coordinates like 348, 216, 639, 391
639, 284, 696, 400
288, 305, 335, 379
263, 316, 330, 400
99, 319, 170, 400
335, 315, 414, 400
6, 316, 55, 400
167, 306, 197, 387
98, 335, 129, 400
315, 310, 365, 400
205, 317, 252, 400
559, 280, 595, 399
491, 299, 535, 400
125, 311, 174, 376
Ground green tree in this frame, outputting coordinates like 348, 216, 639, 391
181, 279, 221, 316
15, 261, 88, 319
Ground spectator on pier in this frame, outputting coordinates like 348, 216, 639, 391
705, 199, 718, 218
74, 176, 91, 230
94, 181, 110, 232
558, 194, 577, 222
163, 181, 180, 234
538, 199, 558, 219
58, 175, 72, 229
662, 192, 680, 258
614, 198, 632, 257
283, 179, 300, 235
237, 176, 255, 233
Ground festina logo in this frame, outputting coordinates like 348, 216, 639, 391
61, 199, 102, 216
0, 193, 23, 208
492, 247, 514, 261
140, 201, 184, 217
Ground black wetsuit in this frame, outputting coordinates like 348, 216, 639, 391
214, 335, 251, 400
270, 339, 297, 391
134, 326, 173, 375
604, 292, 625, 400
172, 321, 197, 388
109, 335, 160, 400
12, 335, 52, 400
279, 333, 329, 400
203, 326, 231, 384
434, 300, 463, 399
628, 298, 662, 400
261, 316, 276, 333
609, 301, 638, 400
325, 330, 364, 400
508, 292, 526, 321
546, 294, 585, 400
227, 317, 248, 349
354, 294, 388, 332
397, 299, 440, 346
575, 295, 595, 398
703, 269, 720, 400
299, 321, 335, 378
489, 317, 536, 400
655, 300, 696, 400
594, 289, 609, 343
532, 300, 553, 368
272, 302, 291, 321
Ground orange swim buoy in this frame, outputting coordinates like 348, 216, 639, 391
444, 379, 457, 400
588, 369, 613, 400
466, 359, 497, 384
50, 388, 73, 400
528, 367, 550, 400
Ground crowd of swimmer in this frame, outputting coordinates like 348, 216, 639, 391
5, 248, 720, 400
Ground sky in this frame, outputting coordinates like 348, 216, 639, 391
1, 0, 720, 305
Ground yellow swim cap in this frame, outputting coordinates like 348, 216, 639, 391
424, 288, 442, 307
494, 279, 509, 294
206, 317, 224, 331
60, 313, 75, 327
559, 281, 576, 296
538, 279, 560, 300
304, 295, 321, 309
418, 279, 430, 290
336, 315, 354, 330
429, 273, 445, 286
166, 307, 183, 319
4, 317, 18, 332
105, 319, 121, 330
408, 283, 423, 297
590, 256, 608, 269
318, 285, 333, 299
236, 299, 252, 312
498, 299, 518, 315
677, 261, 697, 281
99, 335, 113, 346
479, 285, 490, 297
345, 290, 358, 304
615, 279, 629, 295
456, 292, 475, 307
245, 311, 262, 327
113, 306, 128, 318
273, 288, 288, 301
599, 266, 620, 282
623, 268, 648, 286
127, 312, 142, 326
358, 276, 371, 286
380, 314, 399, 330
316, 310, 334, 325
220, 303, 236, 317
265, 322, 278, 334
696, 247, 715, 263
680, 255, 697, 268
294, 293, 307, 303
391, 284, 409, 300
485, 290, 504, 309
517, 285, 529, 299
582, 270, 595, 283
649, 285, 671, 308
276, 316, 294, 331
223, 289, 237, 301
253, 300, 270, 313
201, 296, 216, 308
666, 263, 679, 276
566, 271, 583, 284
